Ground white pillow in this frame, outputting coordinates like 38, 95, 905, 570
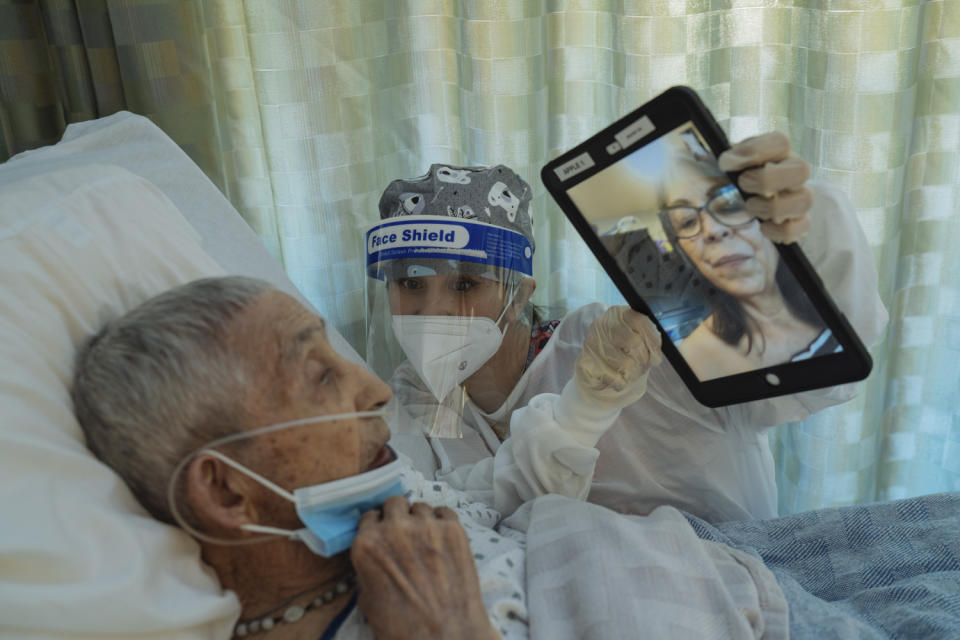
1, 111, 306, 314
0, 164, 240, 639
3, 111, 438, 478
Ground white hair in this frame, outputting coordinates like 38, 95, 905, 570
71, 276, 273, 524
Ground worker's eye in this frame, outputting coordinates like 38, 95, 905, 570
395, 278, 423, 291
452, 276, 479, 292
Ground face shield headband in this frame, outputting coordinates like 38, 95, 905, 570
167, 409, 404, 557
365, 215, 534, 282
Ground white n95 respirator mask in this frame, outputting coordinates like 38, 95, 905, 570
168, 411, 404, 557
391, 314, 506, 402
391, 283, 518, 403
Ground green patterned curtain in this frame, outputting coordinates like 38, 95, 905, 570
768, 0, 960, 513
1, 0, 958, 513
0, 0, 281, 260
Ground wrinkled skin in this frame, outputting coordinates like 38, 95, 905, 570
351, 496, 500, 640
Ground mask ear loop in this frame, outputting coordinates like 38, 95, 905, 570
203, 450, 305, 539
166, 409, 391, 547
167, 446, 302, 547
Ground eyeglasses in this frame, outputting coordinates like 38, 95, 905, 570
664, 186, 754, 239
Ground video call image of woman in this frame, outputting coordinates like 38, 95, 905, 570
569, 125, 843, 381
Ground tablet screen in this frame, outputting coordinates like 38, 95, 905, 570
566, 121, 843, 381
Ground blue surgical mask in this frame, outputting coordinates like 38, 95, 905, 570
167, 410, 403, 557
202, 446, 404, 557
291, 462, 405, 556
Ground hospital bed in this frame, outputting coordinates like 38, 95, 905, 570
1, 113, 958, 639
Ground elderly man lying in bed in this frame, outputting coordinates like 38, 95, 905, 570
72, 276, 960, 640
71, 275, 528, 640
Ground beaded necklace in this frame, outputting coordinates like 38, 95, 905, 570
233, 572, 356, 637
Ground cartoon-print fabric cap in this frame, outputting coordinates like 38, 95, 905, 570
378, 164, 535, 253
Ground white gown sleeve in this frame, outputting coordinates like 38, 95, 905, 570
723, 179, 889, 428
493, 380, 619, 515
437, 381, 619, 516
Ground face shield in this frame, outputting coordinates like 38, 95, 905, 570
364, 215, 534, 438
167, 409, 403, 558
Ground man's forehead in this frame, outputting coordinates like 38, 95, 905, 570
232, 291, 328, 351
272, 320, 325, 369
291, 319, 327, 349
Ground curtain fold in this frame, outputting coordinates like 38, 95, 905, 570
1, 0, 957, 513
0, 0, 283, 261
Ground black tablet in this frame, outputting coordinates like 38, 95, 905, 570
540, 86, 872, 407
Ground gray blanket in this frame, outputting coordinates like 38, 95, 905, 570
687, 492, 960, 639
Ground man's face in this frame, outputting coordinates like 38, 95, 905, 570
387, 272, 508, 320
225, 291, 393, 500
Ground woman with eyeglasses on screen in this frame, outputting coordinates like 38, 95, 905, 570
658, 153, 838, 381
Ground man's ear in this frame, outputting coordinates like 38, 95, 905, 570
184, 454, 257, 534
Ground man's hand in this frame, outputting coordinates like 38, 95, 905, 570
351, 496, 500, 640
574, 306, 663, 410
718, 131, 813, 244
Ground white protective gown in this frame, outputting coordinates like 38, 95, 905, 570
391, 180, 889, 522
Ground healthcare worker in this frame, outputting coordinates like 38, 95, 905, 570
364, 134, 888, 522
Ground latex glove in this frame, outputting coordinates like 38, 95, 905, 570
574, 306, 663, 410
352, 496, 500, 640
718, 131, 813, 244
